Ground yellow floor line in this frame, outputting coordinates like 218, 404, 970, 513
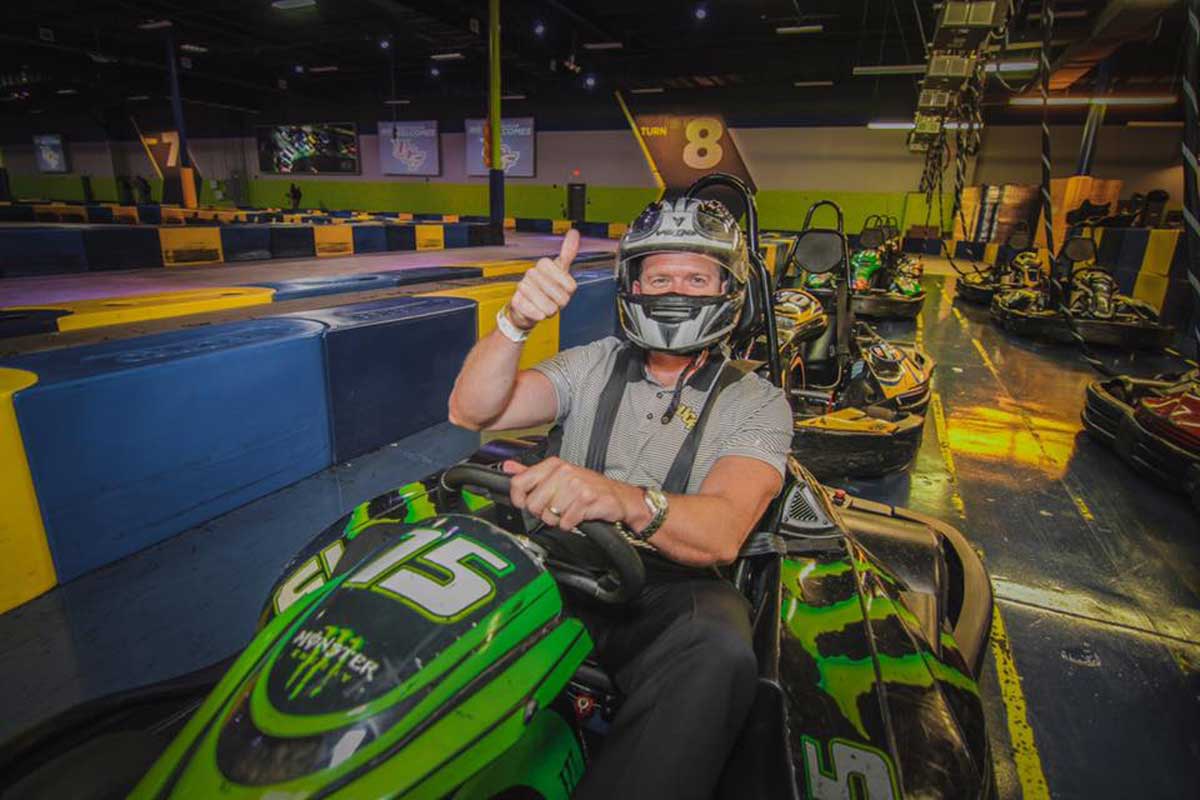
915, 312, 925, 350
928, 391, 966, 519
990, 604, 1052, 800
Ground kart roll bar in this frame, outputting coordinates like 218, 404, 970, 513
685, 173, 782, 388
801, 200, 854, 366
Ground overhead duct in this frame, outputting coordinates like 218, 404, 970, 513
1049, 0, 1175, 90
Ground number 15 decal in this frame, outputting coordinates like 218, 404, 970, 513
348, 529, 514, 622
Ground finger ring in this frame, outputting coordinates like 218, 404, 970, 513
548, 506, 562, 516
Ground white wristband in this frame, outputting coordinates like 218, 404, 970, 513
495, 304, 530, 343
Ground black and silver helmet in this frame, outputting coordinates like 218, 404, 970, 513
615, 197, 750, 353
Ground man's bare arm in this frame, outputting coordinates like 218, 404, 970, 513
447, 230, 579, 431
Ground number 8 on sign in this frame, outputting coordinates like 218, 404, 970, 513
683, 117, 724, 170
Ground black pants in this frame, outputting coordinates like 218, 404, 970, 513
567, 563, 758, 800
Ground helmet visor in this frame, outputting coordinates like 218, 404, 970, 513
618, 249, 748, 292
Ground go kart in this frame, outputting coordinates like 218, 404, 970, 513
991, 234, 1174, 350
0, 175, 992, 800
1082, 370, 1200, 508
956, 222, 1035, 306
840, 216, 926, 320
774, 201, 935, 479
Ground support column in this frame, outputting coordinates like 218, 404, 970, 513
488, 0, 505, 230
165, 29, 196, 208
1075, 61, 1110, 176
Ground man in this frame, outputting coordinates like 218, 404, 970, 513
448, 198, 792, 799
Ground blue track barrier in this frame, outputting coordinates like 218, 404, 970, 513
287, 296, 476, 461
2, 318, 332, 581
85, 206, 114, 224
443, 223, 472, 248
560, 267, 618, 350
220, 226, 273, 261
0, 310, 70, 338
0, 228, 88, 277
270, 225, 317, 259
351, 224, 387, 253
136, 205, 162, 225
385, 224, 417, 251
82, 226, 163, 271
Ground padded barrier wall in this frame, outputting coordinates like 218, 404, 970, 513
0, 255, 633, 610
1, 319, 333, 585
559, 268, 619, 350
288, 296, 476, 462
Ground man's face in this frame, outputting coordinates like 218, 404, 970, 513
634, 252, 724, 297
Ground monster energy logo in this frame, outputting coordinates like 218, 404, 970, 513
285, 625, 379, 700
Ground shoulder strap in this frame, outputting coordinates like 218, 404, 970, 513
662, 362, 747, 494
584, 346, 642, 473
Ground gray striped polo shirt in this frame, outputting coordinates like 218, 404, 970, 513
531, 337, 793, 494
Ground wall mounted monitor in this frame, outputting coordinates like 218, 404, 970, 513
465, 117, 535, 177
33, 134, 69, 173
378, 120, 440, 176
257, 123, 359, 174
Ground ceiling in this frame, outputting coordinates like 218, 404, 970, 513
0, 0, 1186, 140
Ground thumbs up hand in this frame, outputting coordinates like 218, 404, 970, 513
507, 229, 580, 331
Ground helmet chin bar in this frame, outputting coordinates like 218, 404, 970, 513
617, 290, 744, 354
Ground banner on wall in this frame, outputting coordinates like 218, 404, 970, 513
33, 134, 69, 173
465, 117, 535, 177
621, 106, 756, 197
378, 120, 440, 176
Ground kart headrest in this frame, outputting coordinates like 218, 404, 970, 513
858, 227, 885, 250
734, 255, 766, 341
793, 228, 846, 276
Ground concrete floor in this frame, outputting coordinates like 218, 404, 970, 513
0, 269, 1196, 798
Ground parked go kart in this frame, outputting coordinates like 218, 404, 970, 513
0, 175, 994, 800
956, 222, 1037, 306
1082, 369, 1200, 509
991, 232, 1174, 350
775, 201, 935, 479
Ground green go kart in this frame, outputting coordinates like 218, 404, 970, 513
803, 216, 925, 320
0, 176, 995, 800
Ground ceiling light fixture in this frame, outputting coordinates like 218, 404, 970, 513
1126, 120, 1183, 127
127, 94, 150, 101
853, 64, 927, 76
776, 25, 823, 34
272, 0, 317, 9
695, 6, 708, 20
137, 19, 172, 30
179, 43, 208, 53
502, 93, 527, 100
631, 87, 665, 94
1009, 95, 1177, 106
793, 80, 834, 87
430, 52, 465, 61
379, 38, 390, 50
56, 88, 78, 95
384, 99, 411, 105
585, 75, 597, 89
984, 60, 1036, 73
866, 121, 915, 130
583, 41, 623, 50
309, 65, 338, 73
534, 21, 546, 36
430, 66, 441, 77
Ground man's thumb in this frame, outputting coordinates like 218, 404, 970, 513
557, 229, 581, 271
501, 460, 528, 475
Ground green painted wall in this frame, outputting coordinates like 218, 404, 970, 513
9, 173, 956, 238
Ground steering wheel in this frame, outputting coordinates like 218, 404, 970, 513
441, 463, 646, 604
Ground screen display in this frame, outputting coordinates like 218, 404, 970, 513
33, 134, 69, 173
257, 123, 359, 174
378, 120, 440, 176
464, 117, 535, 177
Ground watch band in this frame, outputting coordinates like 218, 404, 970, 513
495, 304, 530, 343
635, 486, 669, 541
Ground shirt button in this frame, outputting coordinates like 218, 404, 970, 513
656, 392, 663, 398
646, 413, 653, 420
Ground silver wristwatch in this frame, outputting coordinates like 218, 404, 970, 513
634, 486, 669, 541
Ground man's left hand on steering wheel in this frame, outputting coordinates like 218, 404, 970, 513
502, 457, 642, 533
